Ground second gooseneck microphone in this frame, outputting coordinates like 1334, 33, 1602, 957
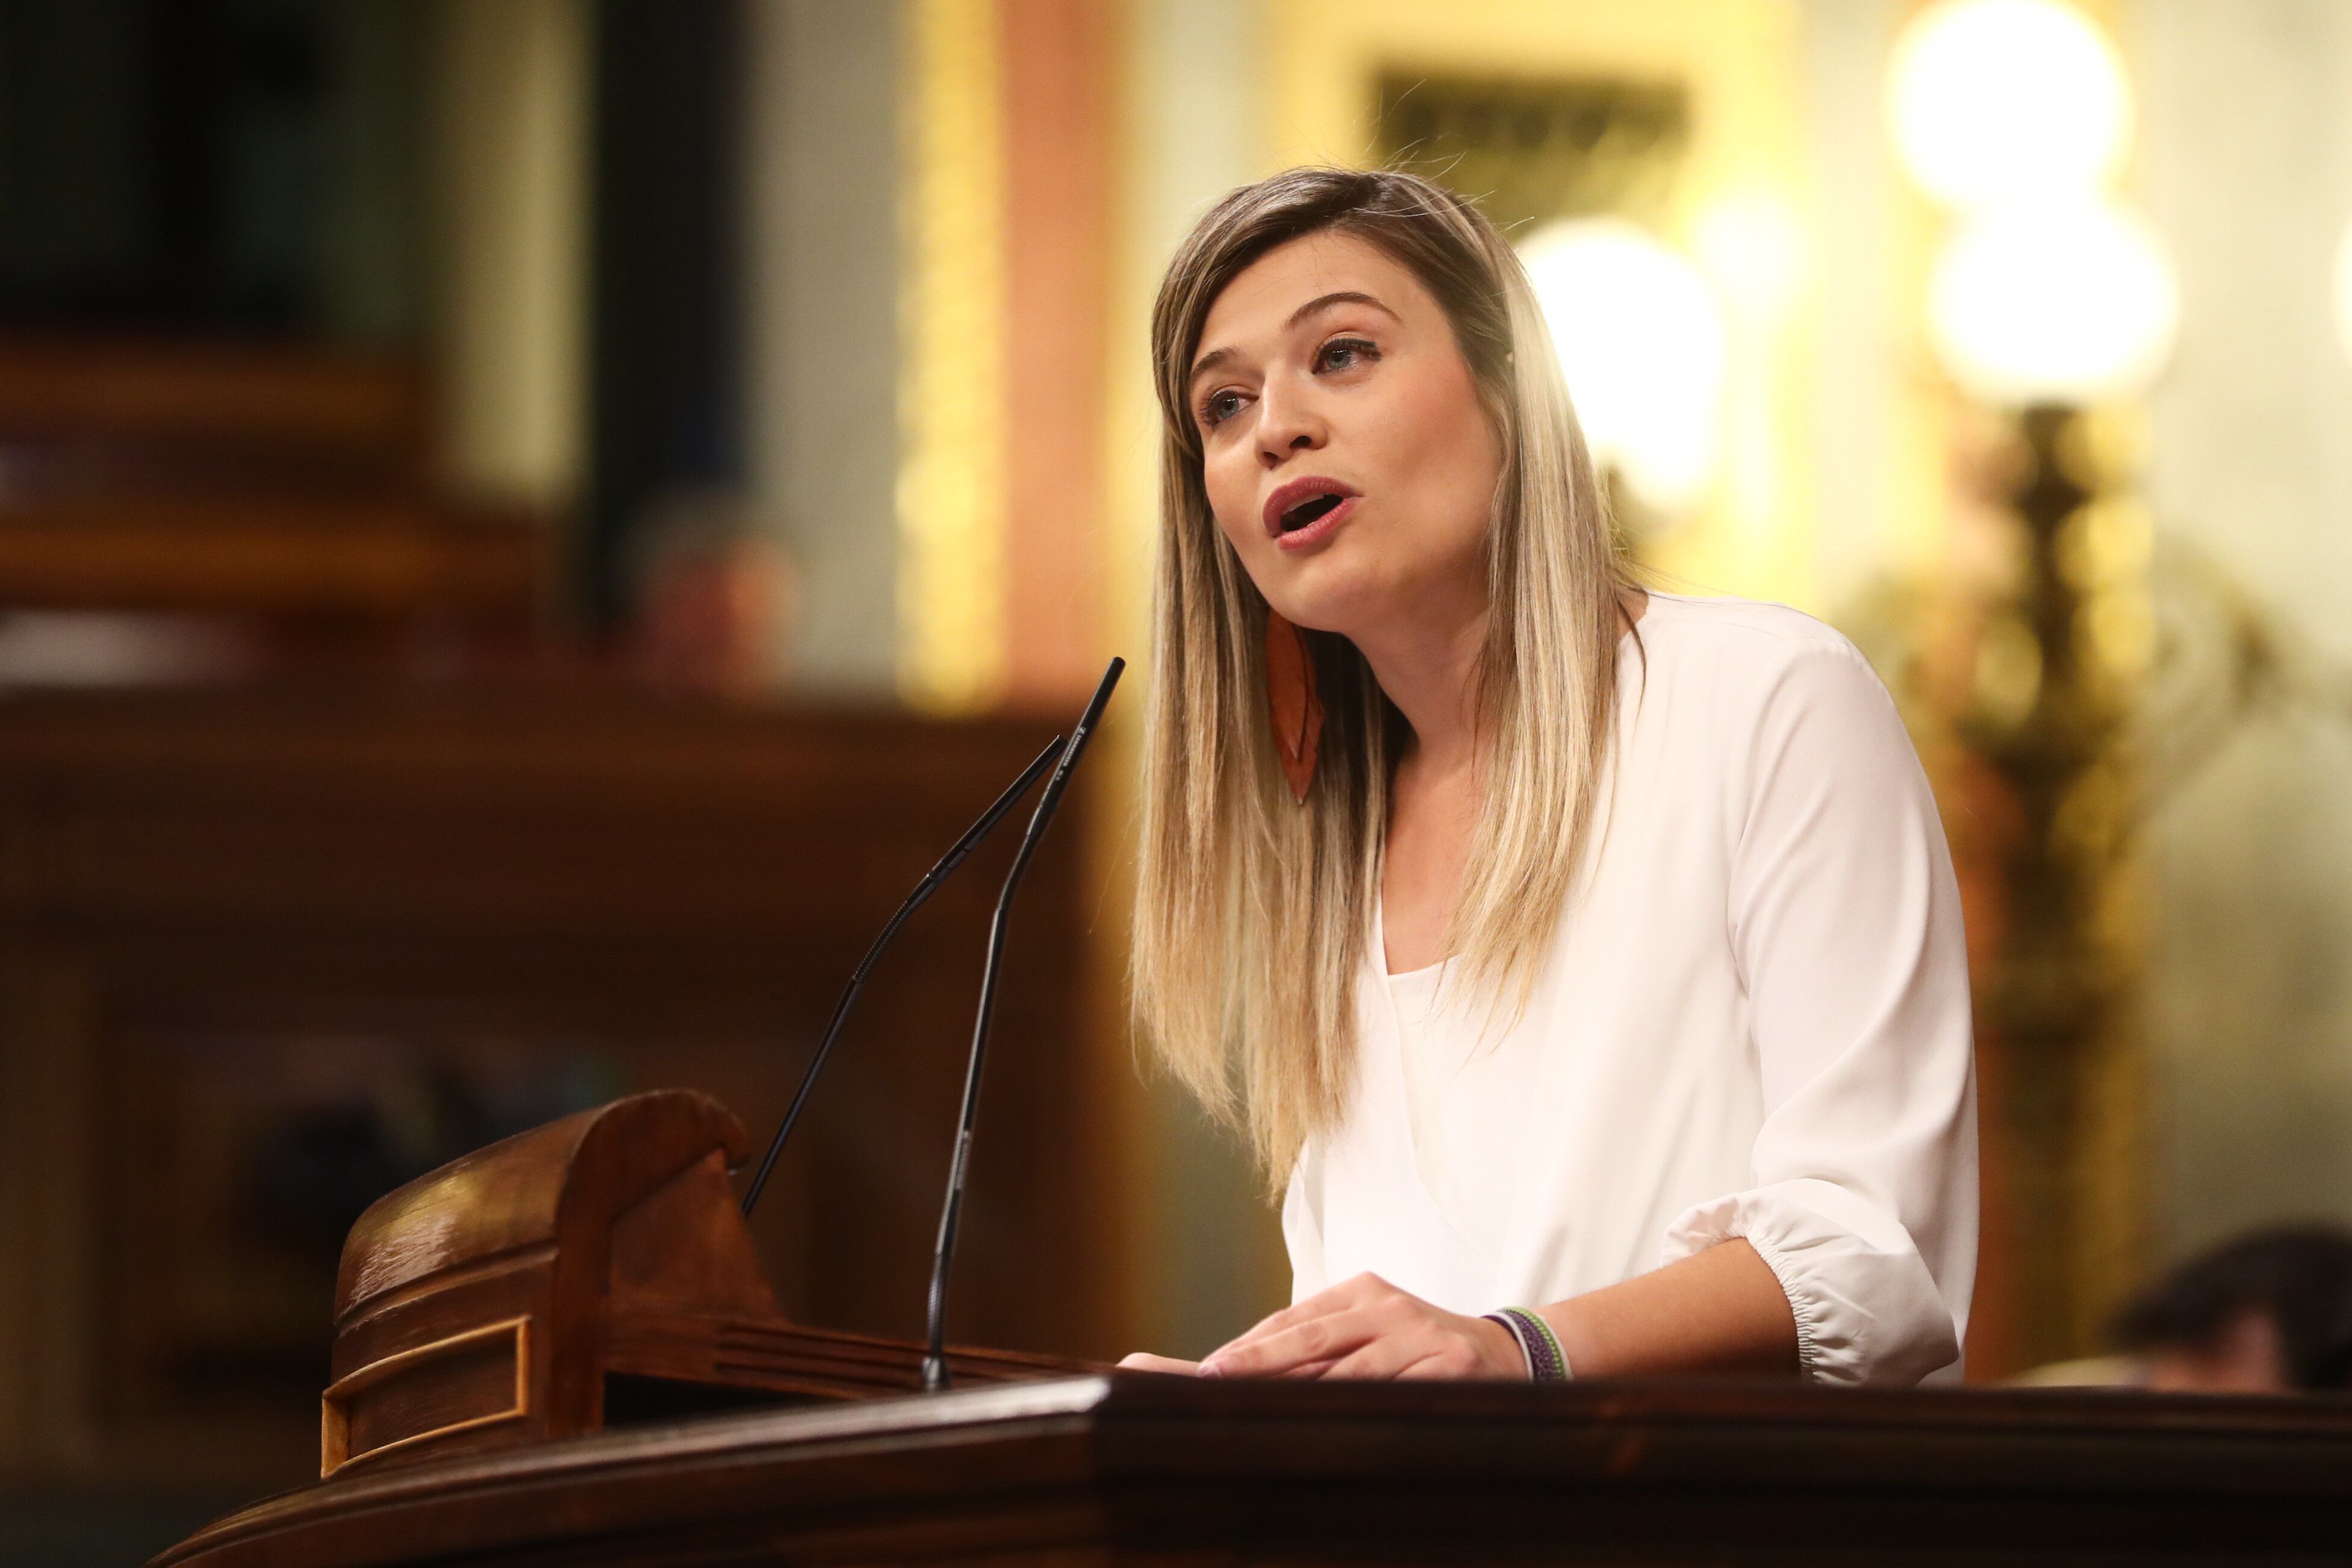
921, 657, 1124, 1392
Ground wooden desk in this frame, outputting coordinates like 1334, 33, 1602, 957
158, 1375, 2352, 1566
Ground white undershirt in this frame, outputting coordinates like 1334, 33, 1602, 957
1282, 593, 1979, 1386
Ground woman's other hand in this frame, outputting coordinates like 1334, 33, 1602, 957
1196, 1272, 1523, 1380
1116, 1352, 1202, 1375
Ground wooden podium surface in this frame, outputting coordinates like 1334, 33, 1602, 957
158, 1374, 2352, 1566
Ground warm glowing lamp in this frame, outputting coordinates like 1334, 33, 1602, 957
1889, 0, 2130, 213
1893, 13, 2162, 1363
1927, 199, 2177, 405
1518, 217, 1727, 514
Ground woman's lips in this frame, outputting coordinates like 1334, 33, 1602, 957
1262, 476, 1363, 552
1272, 493, 1357, 552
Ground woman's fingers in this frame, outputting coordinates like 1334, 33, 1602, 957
1277, 1355, 1345, 1380
1202, 1304, 1385, 1377
1210, 1273, 1397, 1358
1205, 1301, 1316, 1358
1116, 1352, 1201, 1375
1195, 1275, 1516, 1383
1296, 1321, 1500, 1381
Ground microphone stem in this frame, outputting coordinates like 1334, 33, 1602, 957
922, 656, 1122, 1392
922, 883, 1022, 1389
738, 898, 916, 1218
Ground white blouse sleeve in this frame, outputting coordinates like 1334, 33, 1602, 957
1659, 636, 1978, 1386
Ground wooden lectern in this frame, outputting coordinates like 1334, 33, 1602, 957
164, 1374, 2352, 1567
156, 1089, 2352, 1566
320, 1089, 1084, 1476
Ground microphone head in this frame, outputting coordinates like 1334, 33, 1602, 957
1057, 658, 1125, 766
1024, 659, 1124, 831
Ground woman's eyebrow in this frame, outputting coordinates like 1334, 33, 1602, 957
1286, 289, 1398, 330
1189, 291, 1401, 387
1189, 344, 1236, 385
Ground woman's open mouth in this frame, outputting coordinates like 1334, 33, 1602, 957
1283, 493, 1342, 530
1263, 478, 1361, 551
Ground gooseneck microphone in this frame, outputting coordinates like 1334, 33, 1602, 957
921, 657, 1124, 1392
738, 733, 1065, 1219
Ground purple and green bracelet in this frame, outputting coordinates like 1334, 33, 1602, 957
1482, 1306, 1572, 1382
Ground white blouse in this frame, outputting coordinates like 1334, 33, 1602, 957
1283, 593, 1978, 1386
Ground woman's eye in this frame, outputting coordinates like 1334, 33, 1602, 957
1316, 337, 1379, 373
1201, 389, 1245, 428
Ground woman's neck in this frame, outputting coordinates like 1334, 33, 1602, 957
1355, 583, 1649, 777
1351, 591, 1488, 777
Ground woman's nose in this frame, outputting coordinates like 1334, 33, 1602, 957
1255, 380, 1327, 467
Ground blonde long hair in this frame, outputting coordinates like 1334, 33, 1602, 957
1131, 167, 1631, 1183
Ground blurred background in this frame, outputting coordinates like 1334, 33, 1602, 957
4, 0, 2351, 1558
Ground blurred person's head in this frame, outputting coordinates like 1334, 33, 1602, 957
626, 489, 794, 697
2112, 1225, 2352, 1394
1132, 165, 1632, 1177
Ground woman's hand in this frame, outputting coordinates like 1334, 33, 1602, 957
1196, 1272, 1525, 1380
1116, 1352, 1202, 1375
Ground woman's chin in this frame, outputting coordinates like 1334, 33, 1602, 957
1258, 574, 1384, 641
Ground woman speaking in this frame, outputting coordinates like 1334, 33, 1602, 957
1122, 168, 1976, 1387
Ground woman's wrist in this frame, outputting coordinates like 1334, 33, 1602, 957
1534, 1300, 1601, 1379
1482, 1306, 1573, 1381
1510, 1244, 1797, 1381
1467, 1310, 1528, 1377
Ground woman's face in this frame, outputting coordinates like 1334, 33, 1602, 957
1187, 230, 1503, 639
